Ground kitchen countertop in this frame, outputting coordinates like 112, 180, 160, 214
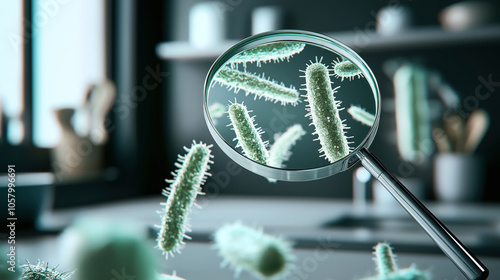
12, 195, 500, 279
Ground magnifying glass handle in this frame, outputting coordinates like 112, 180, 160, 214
358, 148, 489, 280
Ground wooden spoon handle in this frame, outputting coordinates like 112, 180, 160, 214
464, 109, 489, 154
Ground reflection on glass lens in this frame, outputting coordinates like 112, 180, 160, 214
207, 40, 376, 170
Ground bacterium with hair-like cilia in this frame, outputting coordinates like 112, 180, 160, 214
20, 260, 74, 280
348, 105, 375, 127
301, 58, 352, 163
332, 58, 364, 81
360, 242, 430, 280
157, 141, 213, 257
214, 221, 294, 279
228, 42, 306, 68
214, 67, 300, 106
228, 102, 269, 165
268, 124, 306, 168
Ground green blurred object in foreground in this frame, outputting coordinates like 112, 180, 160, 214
214, 221, 294, 279
67, 218, 159, 280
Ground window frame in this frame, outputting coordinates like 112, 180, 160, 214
2, 0, 169, 208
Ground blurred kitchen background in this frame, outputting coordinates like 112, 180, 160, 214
1, 0, 500, 279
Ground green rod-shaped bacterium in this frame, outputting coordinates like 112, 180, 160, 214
393, 63, 431, 162
157, 141, 213, 257
374, 242, 397, 277
360, 242, 430, 280
332, 58, 363, 81
266, 124, 306, 183
214, 221, 294, 279
268, 124, 306, 168
302, 60, 351, 163
229, 42, 306, 68
214, 67, 299, 106
348, 105, 375, 127
228, 102, 268, 165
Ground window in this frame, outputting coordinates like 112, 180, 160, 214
1, 0, 167, 206
0, 0, 105, 148
33, 0, 105, 147
0, 1, 24, 145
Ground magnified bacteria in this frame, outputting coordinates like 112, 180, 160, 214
227, 102, 306, 175
214, 67, 300, 106
268, 124, 306, 169
228, 41, 306, 68
332, 58, 364, 81
209, 41, 375, 169
302, 59, 351, 163
228, 102, 269, 165
348, 105, 375, 127
209, 102, 226, 119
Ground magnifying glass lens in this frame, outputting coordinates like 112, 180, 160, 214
205, 33, 379, 180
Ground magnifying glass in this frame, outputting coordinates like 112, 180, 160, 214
203, 30, 488, 280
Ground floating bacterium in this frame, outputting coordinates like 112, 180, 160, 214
332, 58, 364, 81
214, 67, 299, 106
20, 260, 74, 280
209, 102, 226, 125
229, 42, 306, 68
157, 141, 213, 257
268, 124, 306, 168
348, 105, 375, 127
228, 102, 269, 165
302, 59, 351, 163
209, 102, 226, 119
214, 221, 294, 279
374, 242, 397, 276
360, 242, 430, 280
393, 63, 431, 162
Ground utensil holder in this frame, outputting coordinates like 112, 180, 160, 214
434, 153, 485, 202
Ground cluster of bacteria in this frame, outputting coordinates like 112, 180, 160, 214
211, 41, 375, 166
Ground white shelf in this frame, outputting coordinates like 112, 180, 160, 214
327, 24, 500, 52
156, 40, 239, 61
156, 25, 500, 61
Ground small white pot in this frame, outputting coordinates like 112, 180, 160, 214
434, 153, 485, 203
